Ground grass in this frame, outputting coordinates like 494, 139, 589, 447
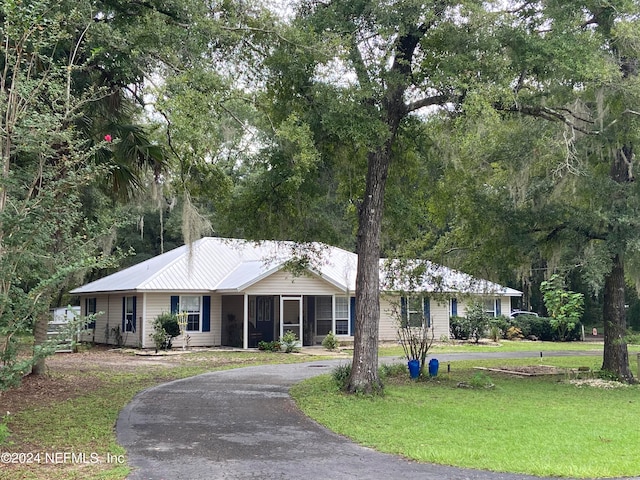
0, 349, 329, 480
291, 355, 640, 478
3, 342, 640, 479
378, 339, 640, 357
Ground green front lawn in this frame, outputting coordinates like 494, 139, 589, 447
0, 349, 330, 480
291, 356, 640, 478
378, 339, 640, 357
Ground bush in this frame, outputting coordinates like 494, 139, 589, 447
512, 315, 582, 341
466, 302, 490, 343
334, 363, 412, 389
332, 364, 352, 390
258, 340, 282, 352
379, 363, 408, 379
541, 274, 584, 341
280, 330, 300, 353
626, 330, 640, 345
488, 315, 512, 339
450, 316, 471, 340
150, 313, 181, 351
322, 331, 340, 350
488, 325, 501, 342
514, 315, 552, 340
506, 326, 524, 340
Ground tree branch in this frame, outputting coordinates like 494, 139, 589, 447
406, 94, 451, 113
501, 104, 597, 135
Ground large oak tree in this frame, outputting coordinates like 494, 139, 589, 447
258, 0, 632, 392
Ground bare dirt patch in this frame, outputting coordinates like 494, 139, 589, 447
0, 345, 332, 418
0, 345, 182, 416
474, 365, 568, 376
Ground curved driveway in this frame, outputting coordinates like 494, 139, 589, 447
117, 351, 636, 480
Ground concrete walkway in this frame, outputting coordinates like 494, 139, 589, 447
116, 351, 636, 480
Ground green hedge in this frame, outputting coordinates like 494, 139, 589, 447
451, 315, 583, 342
512, 316, 582, 341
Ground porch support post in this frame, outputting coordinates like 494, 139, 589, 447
331, 295, 336, 334
243, 293, 249, 350
141, 292, 147, 348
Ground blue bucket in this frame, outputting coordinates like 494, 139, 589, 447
428, 358, 439, 377
408, 359, 420, 379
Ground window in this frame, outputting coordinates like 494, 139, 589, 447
483, 298, 501, 317
401, 296, 430, 328
335, 297, 349, 335
451, 298, 458, 317
181, 296, 201, 332
256, 297, 274, 324
124, 296, 135, 332
316, 297, 332, 336
86, 298, 97, 329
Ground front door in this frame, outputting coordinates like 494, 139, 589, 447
255, 296, 274, 343
280, 296, 303, 347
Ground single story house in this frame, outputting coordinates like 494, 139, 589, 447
70, 237, 522, 349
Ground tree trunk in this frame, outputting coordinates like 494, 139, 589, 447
346, 146, 392, 394
602, 257, 634, 382
31, 313, 49, 376
601, 144, 635, 383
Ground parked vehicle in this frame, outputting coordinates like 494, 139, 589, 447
509, 310, 539, 318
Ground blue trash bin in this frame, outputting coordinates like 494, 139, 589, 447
428, 358, 439, 377
408, 359, 420, 379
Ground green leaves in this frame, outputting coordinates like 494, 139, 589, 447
541, 274, 585, 341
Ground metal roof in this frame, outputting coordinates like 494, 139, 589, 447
379, 259, 522, 297
70, 237, 521, 297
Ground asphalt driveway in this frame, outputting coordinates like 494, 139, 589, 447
116, 351, 636, 480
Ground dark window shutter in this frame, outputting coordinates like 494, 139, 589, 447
423, 297, 431, 328
170, 296, 179, 314
350, 296, 356, 336
451, 298, 458, 317
202, 296, 211, 332
122, 297, 126, 332
132, 296, 137, 332
86, 298, 96, 329
495, 299, 502, 316
400, 296, 407, 327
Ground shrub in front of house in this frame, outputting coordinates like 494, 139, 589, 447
258, 340, 282, 352
506, 326, 524, 340
512, 315, 582, 341
449, 316, 471, 340
488, 315, 512, 339
322, 331, 340, 350
465, 301, 491, 343
150, 313, 181, 351
280, 330, 300, 353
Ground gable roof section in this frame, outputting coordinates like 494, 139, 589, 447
70, 237, 521, 297
70, 237, 357, 294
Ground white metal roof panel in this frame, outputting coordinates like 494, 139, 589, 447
380, 259, 522, 296
70, 237, 520, 297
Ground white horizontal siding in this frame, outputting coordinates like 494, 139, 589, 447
143, 293, 220, 348
82, 294, 140, 347
247, 270, 345, 296
143, 293, 171, 349
380, 294, 451, 342
430, 300, 451, 340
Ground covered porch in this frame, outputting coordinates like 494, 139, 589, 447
221, 294, 353, 349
